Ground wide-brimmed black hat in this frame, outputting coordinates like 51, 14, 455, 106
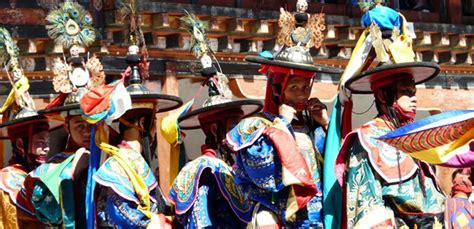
39, 103, 80, 116
39, 87, 90, 119
178, 99, 263, 130
245, 46, 342, 75
116, 94, 183, 124
41, 95, 183, 119
345, 62, 440, 94
0, 112, 63, 139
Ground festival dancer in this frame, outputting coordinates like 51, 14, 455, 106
225, 2, 341, 226
0, 27, 55, 229
165, 12, 263, 228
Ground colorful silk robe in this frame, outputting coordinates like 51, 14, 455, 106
336, 118, 445, 228
226, 113, 325, 227
94, 142, 163, 228
0, 164, 45, 229
30, 151, 86, 229
445, 197, 474, 229
168, 145, 254, 228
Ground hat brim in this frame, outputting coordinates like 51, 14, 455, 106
39, 94, 183, 116
39, 104, 80, 115
178, 100, 263, 130
130, 94, 183, 113
0, 115, 63, 139
245, 56, 342, 74
345, 62, 440, 94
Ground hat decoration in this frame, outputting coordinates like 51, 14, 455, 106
112, 1, 182, 113
180, 11, 211, 63
175, 11, 262, 129
340, 0, 438, 94
161, 11, 220, 146
0, 28, 58, 138
119, 0, 146, 52
161, 11, 262, 181
121, 0, 152, 94
46, 0, 95, 49
278, 0, 325, 51
43, 0, 105, 116
245, 1, 340, 75
0, 28, 37, 120
0, 28, 36, 120
180, 10, 233, 106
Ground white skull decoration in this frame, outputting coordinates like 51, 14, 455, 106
128, 45, 140, 55
200, 54, 213, 68
296, 0, 308, 13
69, 44, 81, 57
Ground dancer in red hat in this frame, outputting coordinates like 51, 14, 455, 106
166, 12, 263, 228
226, 2, 341, 226
0, 27, 56, 229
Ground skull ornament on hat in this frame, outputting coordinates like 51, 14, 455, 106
41, 0, 105, 117
245, 2, 341, 114
176, 11, 262, 131
0, 28, 59, 139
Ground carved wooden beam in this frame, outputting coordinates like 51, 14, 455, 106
413, 31, 433, 52
0, 7, 46, 25
432, 33, 451, 53
228, 18, 255, 39
336, 27, 363, 49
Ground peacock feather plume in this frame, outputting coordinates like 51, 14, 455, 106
180, 11, 210, 59
0, 27, 37, 118
46, 0, 96, 49
0, 27, 19, 67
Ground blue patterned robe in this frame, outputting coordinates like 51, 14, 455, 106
226, 113, 326, 227
94, 143, 164, 228
168, 146, 254, 228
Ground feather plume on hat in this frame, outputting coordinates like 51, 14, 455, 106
46, 0, 96, 49
180, 11, 211, 60
118, 0, 150, 80
0, 27, 37, 121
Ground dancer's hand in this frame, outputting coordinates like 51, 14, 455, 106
307, 98, 329, 130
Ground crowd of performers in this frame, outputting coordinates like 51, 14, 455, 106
0, 0, 474, 228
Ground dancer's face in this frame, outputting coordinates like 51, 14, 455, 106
393, 78, 417, 114
283, 76, 312, 112
65, 115, 91, 148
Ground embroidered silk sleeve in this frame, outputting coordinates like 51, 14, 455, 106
31, 154, 76, 227
168, 155, 253, 226
312, 126, 326, 156
345, 136, 394, 228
